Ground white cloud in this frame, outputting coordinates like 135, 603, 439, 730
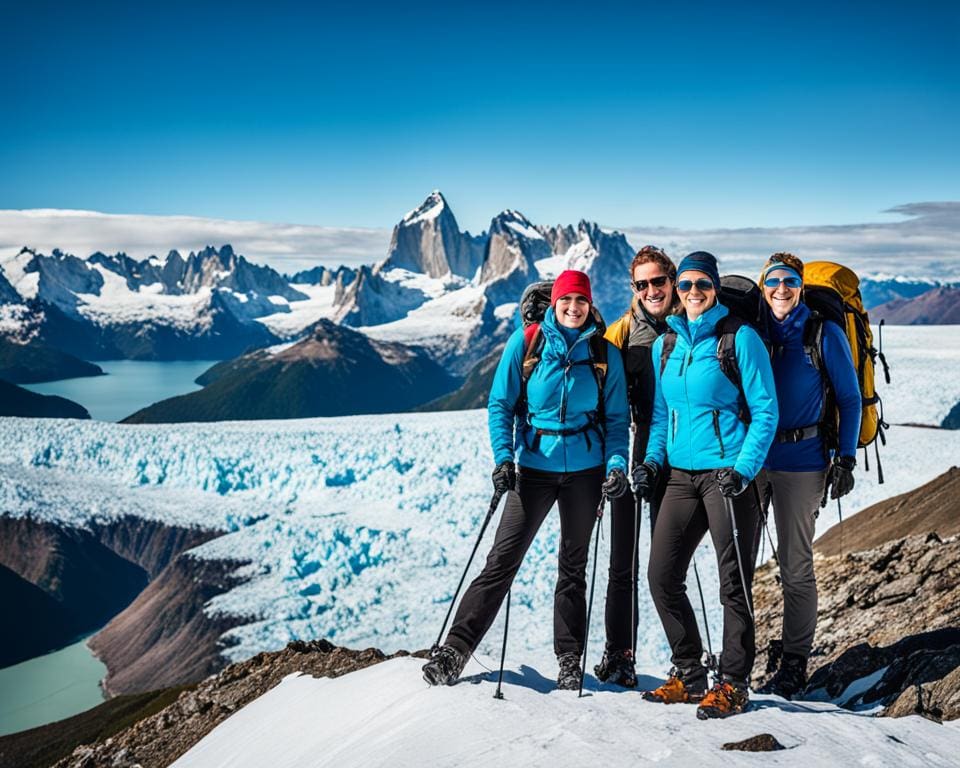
0, 209, 392, 275
614, 202, 960, 280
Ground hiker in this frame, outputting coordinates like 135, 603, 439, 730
632, 251, 778, 719
423, 270, 630, 690
594, 246, 678, 688
756, 253, 861, 700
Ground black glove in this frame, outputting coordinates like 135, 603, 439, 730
717, 468, 748, 497
492, 461, 516, 495
631, 461, 660, 502
827, 455, 856, 500
602, 468, 629, 499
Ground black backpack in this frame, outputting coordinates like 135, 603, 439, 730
659, 275, 763, 423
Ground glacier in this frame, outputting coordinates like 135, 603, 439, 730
0, 325, 958, 673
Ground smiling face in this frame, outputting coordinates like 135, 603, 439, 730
763, 267, 802, 320
632, 261, 673, 320
677, 270, 717, 320
554, 293, 591, 329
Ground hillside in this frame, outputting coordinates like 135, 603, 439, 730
871, 286, 960, 324
0, 379, 90, 419
121, 320, 459, 422
0, 337, 103, 384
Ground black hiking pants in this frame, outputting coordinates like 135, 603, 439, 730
603, 427, 666, 653
445, 465, 604, 658
647, 468, 760, 682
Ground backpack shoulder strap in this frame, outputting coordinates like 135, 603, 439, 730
715, 315, 754, 423
803, 311, 825, 373
659, 329, 677, 376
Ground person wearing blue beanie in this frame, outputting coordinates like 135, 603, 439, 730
676, 251, 722, 292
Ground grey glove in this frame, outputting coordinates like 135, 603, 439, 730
602, 469, 629, 499
631, 461, 660, 502
492, 461, 516, 495
717, 468, 748, 497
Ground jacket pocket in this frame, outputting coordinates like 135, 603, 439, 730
712, 409, 726, 459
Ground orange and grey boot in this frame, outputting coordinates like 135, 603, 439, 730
696, 677, 750, 719
642, 665, 708, 704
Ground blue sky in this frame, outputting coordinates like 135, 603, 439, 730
2, 1, 957, 234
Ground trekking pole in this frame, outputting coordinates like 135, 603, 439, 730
752, 482, 780, 585
838, 496, 844, 558
692, 559, 717, 672
630, 497, 641, 656
723, 494, 754, 622
493, 589, 511, 699
579, 492, 607, 698
431, 488, 505, 654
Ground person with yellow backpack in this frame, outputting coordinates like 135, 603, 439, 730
755, 252, 862, 700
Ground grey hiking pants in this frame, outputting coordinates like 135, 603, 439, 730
763, 469, 828, 658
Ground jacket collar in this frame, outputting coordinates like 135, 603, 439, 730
765, 301, 809, 344
542, 307, 597, 348
666, 301, 729, 346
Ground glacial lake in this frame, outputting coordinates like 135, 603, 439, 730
0, 636, 107, 737
23, 359, 220, 422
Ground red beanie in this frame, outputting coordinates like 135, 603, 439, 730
551, 270, 592, 305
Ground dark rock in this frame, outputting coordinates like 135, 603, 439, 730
942, 401, 960, 430
721, 734, 786, 752
0, 379, 90, 419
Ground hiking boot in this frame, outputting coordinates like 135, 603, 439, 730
422, 645, 466, 686
556, 652, 583, 690
642, 665, 708, 704
594, 649, 638, 688
696, 678, 750, 719
757, 652, 808, 700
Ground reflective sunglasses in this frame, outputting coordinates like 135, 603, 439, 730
633, 275, 670, 291
763, 275, 802, 289
676, 278, 715, 292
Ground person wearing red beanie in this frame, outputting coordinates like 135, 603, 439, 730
551, 270, 593, 306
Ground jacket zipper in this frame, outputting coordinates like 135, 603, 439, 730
671, 409, 678, 444
712, 409, 725, 459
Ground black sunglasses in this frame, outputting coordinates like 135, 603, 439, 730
633, 275, 670, 291
676, 278, 716, 292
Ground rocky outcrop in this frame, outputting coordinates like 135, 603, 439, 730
0, 380, 91, 420
479, 210, 550, 306
90, 554, 249, 696
752, 467, 960, 717
50, 641, 416, 768
0, 516, 222, 668
122, 319, 459, 422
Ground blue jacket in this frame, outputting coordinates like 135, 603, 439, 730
644, 302, 778, 481
488, 308, 629, 475
763, 302, 862, 471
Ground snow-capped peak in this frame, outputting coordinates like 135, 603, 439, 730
491, 209, 543, 241
401, 190, 447, 226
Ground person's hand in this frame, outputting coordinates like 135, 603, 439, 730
602, 469, 630, 499
491, 461, 516, 495
827, 455, 856, 500
717, 468, 748, 497
631, 461, 660, 502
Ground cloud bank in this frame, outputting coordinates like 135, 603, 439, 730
1, 203, 957, 279
616, 202, 960, 280
0, 210, 392, 275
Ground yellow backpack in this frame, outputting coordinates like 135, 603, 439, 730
803, 261, 891, 481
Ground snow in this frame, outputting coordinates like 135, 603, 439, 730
0, 249, 40, 299
500, 210, 545, 241
0, 304, 37, 338
255, 283, 337, 336
402, 191, 445, 226
170, 658, 960, 768
0, 326, 957, 674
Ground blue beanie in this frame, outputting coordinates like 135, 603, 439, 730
676, 251, 721, 290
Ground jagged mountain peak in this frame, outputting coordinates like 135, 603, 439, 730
401, 190, 448, 226
489, 209, 543, 241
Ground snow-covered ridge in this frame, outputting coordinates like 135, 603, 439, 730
402, 190, 446, 225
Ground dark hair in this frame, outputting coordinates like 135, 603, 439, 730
630, 245, 676, 281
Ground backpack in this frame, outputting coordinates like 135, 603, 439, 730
801, 261, 891, 481
659, 274, 764, 424
516, 280, 609, 450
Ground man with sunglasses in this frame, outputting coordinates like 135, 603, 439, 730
594, 245, 678, 688
756, 253, 861, 700
633, 250, 777, 718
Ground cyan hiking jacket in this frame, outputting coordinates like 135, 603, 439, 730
763, 302, 862, 472
488, 308, 629, 475
644, 302, 778, 481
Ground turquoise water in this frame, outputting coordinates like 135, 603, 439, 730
0, 637, 107, 737
22, 359, 219, 422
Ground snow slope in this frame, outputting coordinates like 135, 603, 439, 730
0, 326, 957, 672
171, 658, 960, 768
